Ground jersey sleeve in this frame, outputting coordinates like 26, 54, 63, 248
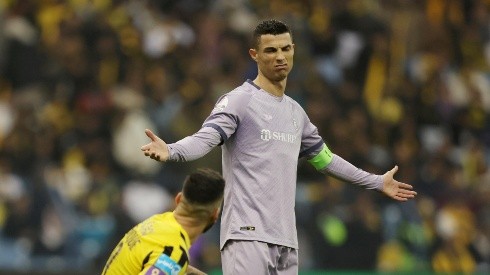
167, 127, 221, 162
295, 105, 382, 190
298, 106, 325, 159
319, 154, 383, 190
167, 91, 249, 161
201, 91, 250, 145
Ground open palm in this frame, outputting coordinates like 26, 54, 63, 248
382, 166, 417, 201
140, 129, 169, 162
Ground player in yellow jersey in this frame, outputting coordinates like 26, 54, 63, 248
102, 168, 225, 275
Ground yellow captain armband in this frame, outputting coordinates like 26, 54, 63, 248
308, 145, 334, 170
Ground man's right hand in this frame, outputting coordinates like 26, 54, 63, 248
141, 129, 169, 162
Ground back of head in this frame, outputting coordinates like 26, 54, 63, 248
252, 19, 292, 49
182, 168, 225, 206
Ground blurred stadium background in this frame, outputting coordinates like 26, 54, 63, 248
0, 0, 489, 274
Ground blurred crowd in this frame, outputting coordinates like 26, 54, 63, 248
0, 0, 489, 274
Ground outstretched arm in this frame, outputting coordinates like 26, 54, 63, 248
141, 128, 222, 162
309, 145, 416, 201
141, 129, 169, 162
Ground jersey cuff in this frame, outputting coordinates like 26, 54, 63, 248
308, 145, 333, 170
202, 123, 227, 145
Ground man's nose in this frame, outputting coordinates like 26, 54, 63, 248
276, 51, 285, 62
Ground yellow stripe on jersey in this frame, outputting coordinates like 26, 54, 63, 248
102, 212, 190, 275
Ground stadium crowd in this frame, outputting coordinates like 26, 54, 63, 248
0, 0, 488, 273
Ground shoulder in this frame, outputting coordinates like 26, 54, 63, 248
151, 213, 181, 232
151, 213, 190, 247
227, 82, 256, 100
228, 80, 260, 98
211, 81, 256, 113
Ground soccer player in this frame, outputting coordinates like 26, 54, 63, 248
141, 19, 417, 274
102, 168, 225, 275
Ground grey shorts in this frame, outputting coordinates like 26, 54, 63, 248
221, 240, 299, 275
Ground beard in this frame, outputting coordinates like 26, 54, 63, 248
269, 69, 289, 82
259, 66, 289, 83
273, 74, 287, 82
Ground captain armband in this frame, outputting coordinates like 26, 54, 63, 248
307, 145, 334, 170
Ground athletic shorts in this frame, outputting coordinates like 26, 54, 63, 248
221, 240, 298, 275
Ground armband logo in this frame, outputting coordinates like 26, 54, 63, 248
153, 253, 182, 275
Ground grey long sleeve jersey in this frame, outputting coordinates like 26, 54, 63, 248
167, 80, 382, 249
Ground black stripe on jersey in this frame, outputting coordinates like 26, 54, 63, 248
246, 79, 260, 90
203, 123, 227, 145
141, 251, 152, 271
177, 246, 189, 267
102, 241, 123, 275
163, 246, 173, 256
299, 140, 324, 158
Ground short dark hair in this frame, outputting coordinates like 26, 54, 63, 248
182, 168, 225, 205
252, 19, 292, 48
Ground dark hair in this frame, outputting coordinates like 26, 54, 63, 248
182, 168, 225, 205
252, 19, 292, 48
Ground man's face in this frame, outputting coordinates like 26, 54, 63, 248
251, 33, 294, 82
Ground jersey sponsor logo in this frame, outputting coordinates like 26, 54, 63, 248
154, 253, 182, 275
240, 226, 256, 231
260, 129, 297, 143
212, 96, 228, 112
126, 228, 140, 250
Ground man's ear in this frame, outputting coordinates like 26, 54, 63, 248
249, 48, 257, 61
175, 192, 183, 205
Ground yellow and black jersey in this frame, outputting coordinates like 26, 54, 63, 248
102, 212, 190, 275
